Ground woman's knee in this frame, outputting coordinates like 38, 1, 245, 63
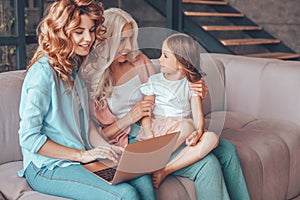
215, 139, 239, 157
214, 139, 241, 168
202, 154, 222, 173
220, 139, 237, 152
121, 186, 140, 200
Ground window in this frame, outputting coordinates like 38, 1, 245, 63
0, 0, 44, 71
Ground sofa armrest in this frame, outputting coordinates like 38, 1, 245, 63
0, 70, 25, 164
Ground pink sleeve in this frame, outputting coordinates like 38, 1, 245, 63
90, 101, 129, 147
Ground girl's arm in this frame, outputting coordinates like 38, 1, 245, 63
140, 95, 155, 138
186, 95, 205, 146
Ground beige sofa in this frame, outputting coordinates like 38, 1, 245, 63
0, 53, 300, 200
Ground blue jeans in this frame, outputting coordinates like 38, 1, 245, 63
171, 145, 230, 200
25, 162, 155, 200
171, 139, 250, 200
130, 124, 250, 200
212, 139, 250, 200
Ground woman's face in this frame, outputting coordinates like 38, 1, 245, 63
159, 41, 180, 74
115, 23, 134, 63
71, 14, 96, 56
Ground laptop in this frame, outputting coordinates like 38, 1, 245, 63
83, 132, 179, 184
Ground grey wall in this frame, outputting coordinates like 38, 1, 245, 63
227, 0, 300, 54
102, 0, 300, 54
102, 0, 165, 28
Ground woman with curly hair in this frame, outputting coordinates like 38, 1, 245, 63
18, 0, 150, 199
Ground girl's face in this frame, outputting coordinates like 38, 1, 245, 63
116, 23, 134, 63
71, 14, 96, 56
159, 41, 181, 75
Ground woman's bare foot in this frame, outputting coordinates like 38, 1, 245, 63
152, 168, 168, 188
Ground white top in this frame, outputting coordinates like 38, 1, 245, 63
140, 73, 196, 117
107, 75, 144, 118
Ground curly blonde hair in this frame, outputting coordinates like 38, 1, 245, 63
27, 0, 106, 91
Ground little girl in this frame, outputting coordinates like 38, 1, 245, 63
137, 33, 220, 187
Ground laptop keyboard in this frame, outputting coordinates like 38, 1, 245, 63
94, 168, 117, 182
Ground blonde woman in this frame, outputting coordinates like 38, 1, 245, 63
18, 1, 147, 199
81, 8, 249, 200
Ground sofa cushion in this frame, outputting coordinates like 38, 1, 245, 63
244, 119, 300, 199
200, 53, 225, 116
0, 161, 68, 200
215, 54, 300, 128
206, 110, 300, 200
0, 70, 25, 164
0, 161, 195, 200
259, 61, 300, 126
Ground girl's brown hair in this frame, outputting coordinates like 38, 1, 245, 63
27, 0, 106, 90
165, 33, 205, 83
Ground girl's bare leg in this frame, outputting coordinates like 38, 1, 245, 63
172, 119, 195, 151
152, 131, 219, 188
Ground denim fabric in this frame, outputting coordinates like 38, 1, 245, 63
25, 162, 156, 200
212, 139, 250, 200
130, 123, 249, 200
172, 146, 230, 200
128, 174, 156, 200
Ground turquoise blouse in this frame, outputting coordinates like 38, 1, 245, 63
18, 57, 90, 176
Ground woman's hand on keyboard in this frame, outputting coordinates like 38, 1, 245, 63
80, 145, 124, 163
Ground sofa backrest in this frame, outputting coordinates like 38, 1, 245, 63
210, 53, 300, 127
0, 70, 25, 165
200, 54, 226, 115
2, 54, 299, 165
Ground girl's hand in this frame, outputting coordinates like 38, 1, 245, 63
189, 80, 208, 100
80, 145, 124, 164
126, 99, 155, 123
186, 131, 202, 146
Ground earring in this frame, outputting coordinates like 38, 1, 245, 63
178, 66, 182, 69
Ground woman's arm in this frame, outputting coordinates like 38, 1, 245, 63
37, 138, 121, 164
38, 121, 123, 164
189, 79, 208, 100
37, 139, 84, 162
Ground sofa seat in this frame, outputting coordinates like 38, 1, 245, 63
0, 161, 68, 200
0, 161, 196, 200
206, 111, 300, 200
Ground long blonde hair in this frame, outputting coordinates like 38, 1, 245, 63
27, 0, 105, 91
80, 8, 139, 109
